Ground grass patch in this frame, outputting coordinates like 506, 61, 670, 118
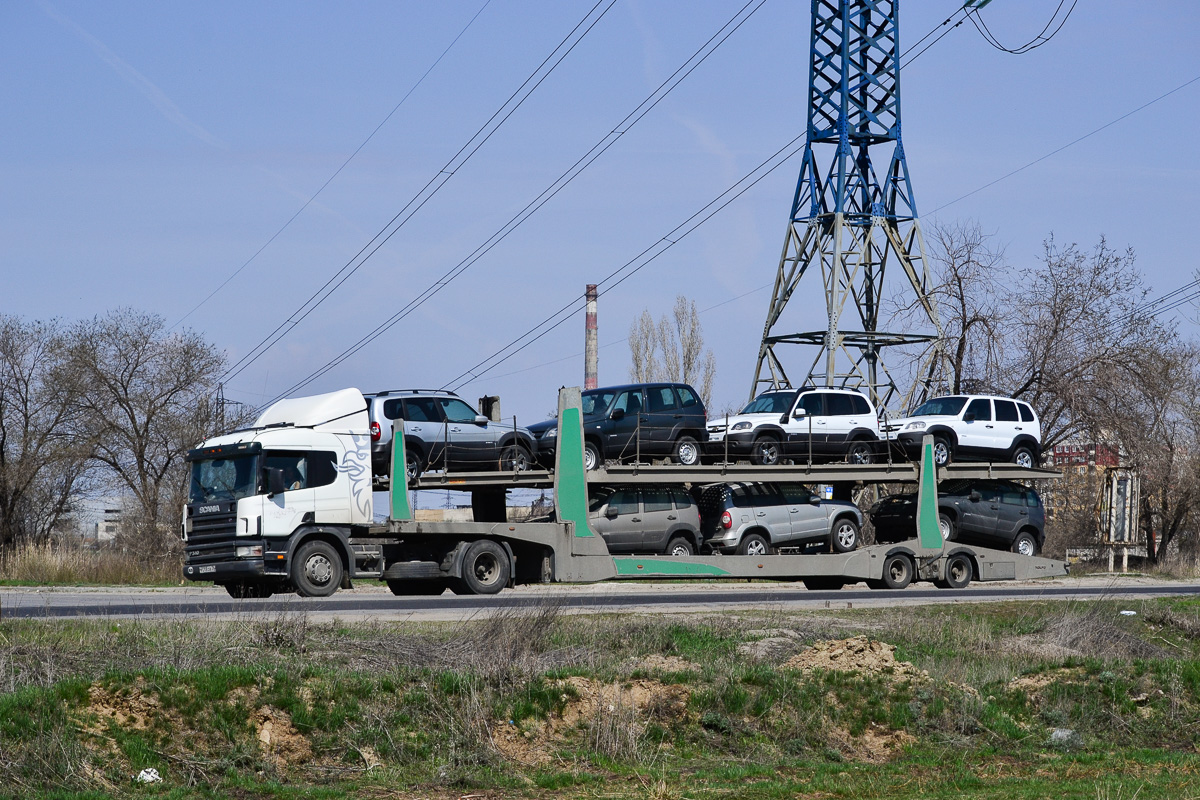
1, 597, 1200, 797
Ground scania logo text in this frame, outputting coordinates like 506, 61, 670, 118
197, 504, 220, 514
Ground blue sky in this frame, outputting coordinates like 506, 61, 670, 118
3, 0, 1197, 424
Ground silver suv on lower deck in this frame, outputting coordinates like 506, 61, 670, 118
696, 482, 862, 555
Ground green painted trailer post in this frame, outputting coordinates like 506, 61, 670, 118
370, 388, 1068, 595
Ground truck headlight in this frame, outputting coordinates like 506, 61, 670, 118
236, 545, 264, 558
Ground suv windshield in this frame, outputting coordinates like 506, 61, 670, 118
582, 390, 617, 416
911, 396, 968, 417
189, 455, 259, 504
740, 392, 797, 415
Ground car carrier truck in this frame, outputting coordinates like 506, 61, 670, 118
182, 387, 1067, 598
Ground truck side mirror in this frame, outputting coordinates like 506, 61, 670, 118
265, 467, 286, 497
809, 494, 821, 505
793, 408, 808, 419
963, 412, 976, 422
610, 408, 625, 421
969, 491, 982, 502
605, 506, 619, 519
474, 414, 490, 426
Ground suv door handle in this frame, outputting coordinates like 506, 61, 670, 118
756, 511, 767, 517
632, 517, 642, 522
667, 514, 677, 520
985, 424, 994, 428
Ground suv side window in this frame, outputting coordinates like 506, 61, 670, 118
612, 390, 643, 415
382, 398, 405, 420
797, 393, 825, 416
1000, 487, 1024, 505
850, 394, 871, 414
750, 485, 784, 507
1018, 402, 1036, 422
779, 484, 812, 504
646, 387, 677, 414
826, 394, 854, 416
1026, 489, 1041, 508
439, 398, 479, 423
678, 386, 699, 408
995, 400, 1019, 422
643, 487, 672, 513
671, 488, 693, 509
965, 398, 992, 421
609, 489, 639, 516
403, 398, 442, 422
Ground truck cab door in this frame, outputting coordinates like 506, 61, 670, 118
259, 452, 315, 537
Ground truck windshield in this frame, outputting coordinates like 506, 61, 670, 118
189, 455, 260, 504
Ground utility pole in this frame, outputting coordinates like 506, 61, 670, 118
584, 284, 598, 390
750, 0, 944, 413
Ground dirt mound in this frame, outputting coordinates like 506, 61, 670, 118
782, 636, 925, 680
254, 706, 312, 766
84, 680, 167, 733
628, 654, 698, 673
830, 723, 916, 763
492, 676, 691, 765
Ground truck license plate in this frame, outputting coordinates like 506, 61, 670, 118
198, 565, 216, 574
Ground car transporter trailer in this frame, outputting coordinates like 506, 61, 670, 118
355, 388, 1068, 596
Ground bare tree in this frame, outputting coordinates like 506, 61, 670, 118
0, 316, 93, 548
68, 309, 235, 559
627, 296, 716, 407
628, 310, 658, 383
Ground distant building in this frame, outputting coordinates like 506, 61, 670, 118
65, 498, 124, 543
1046, 438, 1120, 471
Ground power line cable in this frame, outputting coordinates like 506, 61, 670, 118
967, 0, 1078, 55
220, 0, 618, 385
930, 72, 1200, 215
442, 134, 809, 393
262, 0, 772, 403
170, 0, 494, 331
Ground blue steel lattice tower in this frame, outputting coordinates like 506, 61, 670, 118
750, 0, 943, 412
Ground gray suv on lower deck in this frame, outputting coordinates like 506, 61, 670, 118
366, 389, 537, 480
696, 482, 862, 555
588, 485, 702, 555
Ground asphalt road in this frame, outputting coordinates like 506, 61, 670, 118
2, 576, 1197, 622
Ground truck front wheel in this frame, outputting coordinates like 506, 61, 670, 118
291, 540, 343, 597
453, 540, 510, 595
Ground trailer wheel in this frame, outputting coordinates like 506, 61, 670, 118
454, 540, 510, 595
935, 553, 972, 590
386, 579, 448, 596
868, 553, 913, 590
291, 540, 343, 597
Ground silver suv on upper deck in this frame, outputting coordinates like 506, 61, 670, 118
366, 389, 537, 481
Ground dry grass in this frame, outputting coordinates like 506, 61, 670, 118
0, 539, 183, 585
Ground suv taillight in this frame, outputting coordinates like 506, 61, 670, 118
370, 421, 381, 442
720, 510, 732, 529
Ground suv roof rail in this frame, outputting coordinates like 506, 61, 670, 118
368, 388, 459, 397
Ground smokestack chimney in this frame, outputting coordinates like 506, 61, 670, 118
585, 284, 598, 390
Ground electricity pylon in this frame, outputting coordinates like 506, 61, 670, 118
750, 0, 944, 413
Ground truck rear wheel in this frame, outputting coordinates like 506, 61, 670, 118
291, 540, 343, 597
453, 539, 510, 595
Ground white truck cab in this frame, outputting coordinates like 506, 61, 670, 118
182, 388, 374, 595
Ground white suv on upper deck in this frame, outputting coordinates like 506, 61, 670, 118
705, 388, 881, 465
883, 394, 1041, 468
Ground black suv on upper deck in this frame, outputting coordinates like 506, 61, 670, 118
527, 382, 707, 470
366, 389, 537, 480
